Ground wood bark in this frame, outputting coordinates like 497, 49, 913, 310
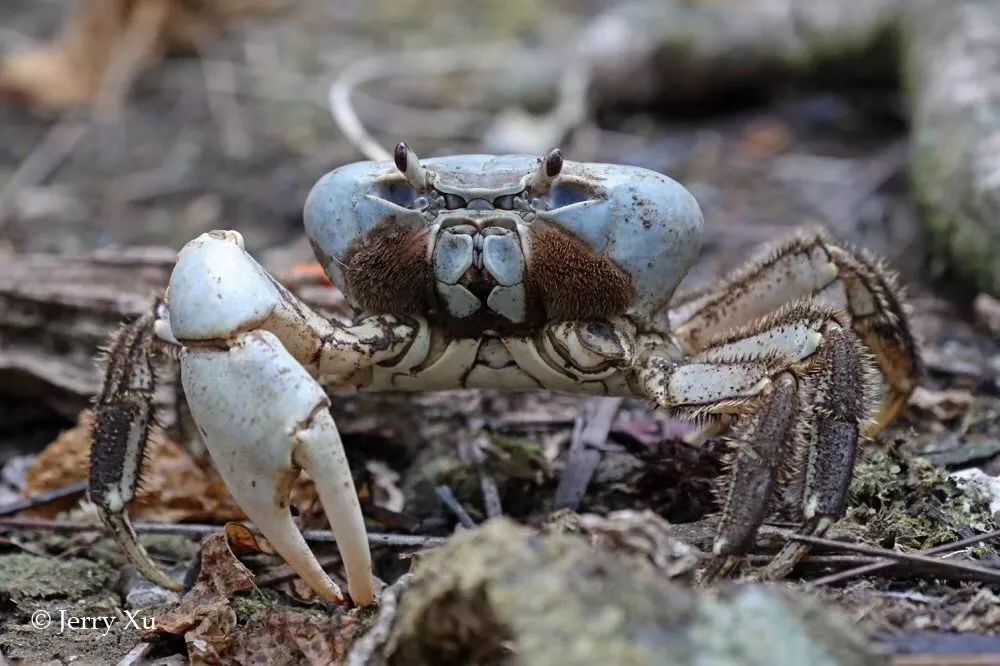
903, 0, 1000, 296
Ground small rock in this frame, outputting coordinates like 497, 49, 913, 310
125, 580, 182, 610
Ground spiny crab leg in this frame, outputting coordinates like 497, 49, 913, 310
89, 302, 182, 592
669, 228, 918, 438
640, 302, 874, 579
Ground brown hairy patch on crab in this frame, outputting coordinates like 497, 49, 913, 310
524, 221, 634, 322
340, 217, 433, 314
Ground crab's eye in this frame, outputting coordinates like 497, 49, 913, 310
493, 194, 516, 210
442, 193, 468, 210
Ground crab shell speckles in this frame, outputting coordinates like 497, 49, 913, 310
304, 154, 704, 331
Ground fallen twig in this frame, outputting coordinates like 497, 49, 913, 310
808, 528, 1000, 587
0, 517, 447, 548
255, 554, 343, 589
0, 481, 89, 517
346, 573, 413, 666
434, 485, 476, 529
329, 43, 521, 161
784, 531, 1000, 585
553, 397, 623, 510
0, 118, 88, 228
115, 641, 153, 666
478, 465, 502, 520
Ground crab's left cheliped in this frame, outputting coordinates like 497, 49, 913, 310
89, 230, 422, 607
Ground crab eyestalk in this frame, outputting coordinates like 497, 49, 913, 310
393, 142, 429, 190
525, 147, 563, 192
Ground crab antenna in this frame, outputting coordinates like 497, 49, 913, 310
393, 142, 429, 190
526, 148, 563, 191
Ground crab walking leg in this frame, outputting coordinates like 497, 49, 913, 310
761, 324, 870, 579
712, 373, 800, 556
669, 229, 918, 434
181, 331, 373, 606
89, 304, 182, 591
639, 304, 874, 578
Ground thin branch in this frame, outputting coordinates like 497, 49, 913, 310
0, 517, 447, 548
0, 482, 88, 517
115, 641, 153, 666
255, 554, 343, 588
808, 528, 1000, 587
553, 397, 623, 510
783, 531, 1000, 585
0, 119, 88, 228
478, 465, 502, 520
328, 42, 574, 161
346, 573, 413, 666
434, 485, 476, 529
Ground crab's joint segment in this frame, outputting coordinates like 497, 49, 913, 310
88, 307, 182, 591
805, 326, 864, 518
713, 372, 799, 557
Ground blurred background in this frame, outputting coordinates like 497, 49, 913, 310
0, 0, 928, 264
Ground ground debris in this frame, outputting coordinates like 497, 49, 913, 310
572, 509, 701, 580
0, 553, 140, 664
845, 447, 995, 549
147, 532, 257, 662
146, 531, 365, 665
381, 518, 884, 666
0, 552, 113, 603
225, 607, 359, 666
24, 414, 244, 523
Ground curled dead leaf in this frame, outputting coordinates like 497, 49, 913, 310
147, 532, 256, 663
224, 521, 276, 556
26, 411, 244, 522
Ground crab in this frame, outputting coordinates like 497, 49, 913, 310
88, 143, 918, 607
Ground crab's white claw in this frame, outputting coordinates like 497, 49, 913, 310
180, 330, 374, 606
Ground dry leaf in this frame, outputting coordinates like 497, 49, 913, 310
26, 411, 244, 522
365, 460, 405, 513
224, 521, 275, 556
0, 0, 285, 111
226, 608, 358, 666
148, 532, 256, 664
577, 510, 701, 580
153, 533, 361, 664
